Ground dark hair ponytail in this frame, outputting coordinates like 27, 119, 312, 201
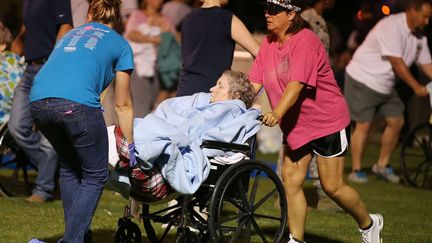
285, 11, 309, 35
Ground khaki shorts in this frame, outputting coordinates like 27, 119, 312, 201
344, 73, 404, 122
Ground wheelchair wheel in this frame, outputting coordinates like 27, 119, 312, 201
400, 122, 432, 189
142, 200, 182, 243
114, 218, 142, 243
142, 198, 209, 243
208, 160, 287, 243
0, 122, 37, 197
175, 227, 200, 243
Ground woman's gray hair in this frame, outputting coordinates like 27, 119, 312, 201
223, 70, 256, 109
0, 22, 13, 50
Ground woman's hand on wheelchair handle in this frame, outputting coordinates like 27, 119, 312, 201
261, 112, 280, 127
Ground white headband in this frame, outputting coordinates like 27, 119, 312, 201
267, 0, 302, 12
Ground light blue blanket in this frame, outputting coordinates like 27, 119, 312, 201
134, 93, 261, 194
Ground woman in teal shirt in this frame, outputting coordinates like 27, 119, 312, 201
29, 0, 135, 241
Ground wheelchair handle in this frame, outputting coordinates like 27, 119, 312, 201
200, 140, 250, 152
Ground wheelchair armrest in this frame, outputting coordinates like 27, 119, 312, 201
200, 140, 250, 153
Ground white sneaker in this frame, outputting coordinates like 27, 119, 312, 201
359, 214, 384, 243
287, 234, 305, 243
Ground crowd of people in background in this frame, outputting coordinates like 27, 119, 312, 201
8, 0, 73, 204
0, 0, 432, 242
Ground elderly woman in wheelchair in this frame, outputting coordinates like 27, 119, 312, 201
111, 70, 288, 243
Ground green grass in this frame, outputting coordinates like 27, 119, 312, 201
0, 143, 431, 242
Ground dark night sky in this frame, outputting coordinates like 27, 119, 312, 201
228, 0, 404, 44
0, 0, 406, 44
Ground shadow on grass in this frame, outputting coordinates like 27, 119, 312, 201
304, 233, 344, 243
37, 176, 354, 243
250, 230, 345, 243
40, 229, 154, 243
304, 185, 319, 208
38, 226, 344, 243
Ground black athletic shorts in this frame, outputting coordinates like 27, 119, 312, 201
309, 125, 350, 158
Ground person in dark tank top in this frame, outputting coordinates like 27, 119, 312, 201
176, 0, 260, 97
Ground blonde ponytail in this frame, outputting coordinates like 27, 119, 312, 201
88, 0, 121, 26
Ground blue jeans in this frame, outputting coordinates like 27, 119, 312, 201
30, 98, 108, 243
8, 63, 58, 200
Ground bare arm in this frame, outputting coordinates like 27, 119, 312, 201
126, 31, 161, 44
114, 70, 134, 144
11, 25, 26, 56
231, 15, 259, 58
387, 56, 428, 97
250, 81, 262, 94
262, 81, 305, 127
57, 23, 73, 40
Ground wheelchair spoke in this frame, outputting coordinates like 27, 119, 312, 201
413, 160, 428, 177
249, 170, 261, 208
225, 196, 246, 212
220, 213, 247, 225
251, 217, 269, 243
144, 209, 177, 224
419, 139, 430, 156
253, 212, 283, 221
404, 152, 425, 158
160, 221, 174, 240
413, 136, 424, 149
420, 162, 430, 188
229, 215, 250, 242
150, 204, 181, 216
411, 160, 428, 185
235, 179, 250, 210
253, 188, 277, 211
191, 208, 208, 224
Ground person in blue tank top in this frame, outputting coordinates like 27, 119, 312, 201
28, 0, 135, 242
176, 0, 260, 97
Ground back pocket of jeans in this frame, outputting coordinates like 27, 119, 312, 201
57, 109, 88, 138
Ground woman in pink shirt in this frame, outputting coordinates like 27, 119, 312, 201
249, 0, 383, 242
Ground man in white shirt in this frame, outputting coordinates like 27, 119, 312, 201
344, 0, 432, 183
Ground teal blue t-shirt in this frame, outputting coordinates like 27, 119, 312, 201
30, 22, 134, 108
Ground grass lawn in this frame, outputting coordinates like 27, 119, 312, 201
0, 142, 431, 242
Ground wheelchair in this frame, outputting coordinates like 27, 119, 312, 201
0, 121, 37, 197
400, 118, 432, 190
114, 136, 288, 243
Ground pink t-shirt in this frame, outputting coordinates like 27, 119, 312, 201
249, 29, 350, 150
